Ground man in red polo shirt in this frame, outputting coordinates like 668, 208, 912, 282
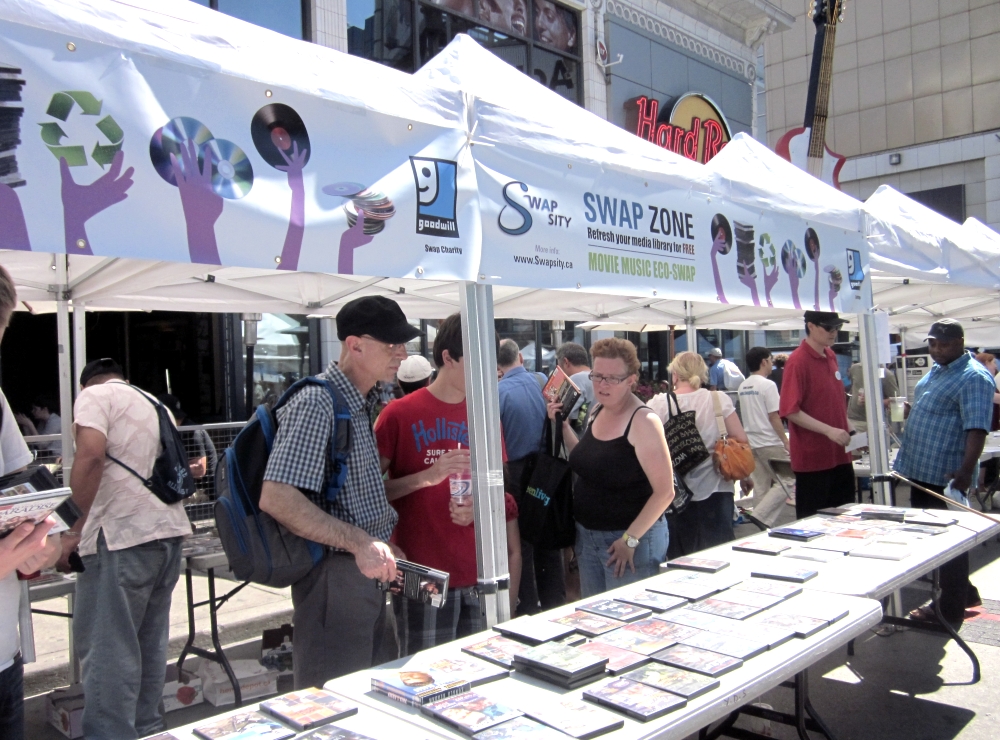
779, 311, 855, 518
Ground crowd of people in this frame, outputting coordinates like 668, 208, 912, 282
2, 258, 997, 738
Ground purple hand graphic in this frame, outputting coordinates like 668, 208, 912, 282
275, 142, 307, 271
787, 268, 802, 309
0, 184, 31, 251
763, 256, 779, 308
170, 138, 222, 265
338, 208, 374, 275
812, 257, 821, 311
710, 242, 728, 304
737, 263, 761, 307
825, 266, 843, 312
61, 151, 134, 255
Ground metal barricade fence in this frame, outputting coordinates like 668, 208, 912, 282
20, 422, 246, 529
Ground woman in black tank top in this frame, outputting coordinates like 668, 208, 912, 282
549, 339, 676, 598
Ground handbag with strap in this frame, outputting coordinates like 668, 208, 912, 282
711, 391, 755, 481
518, 415, 576, 549
661, 391, 710, 477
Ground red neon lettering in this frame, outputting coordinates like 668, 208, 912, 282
633, 96, 659, 141
703, 119, 725, 161
656, 123, 672, 148
683, 117, 701, 160
671, 126, 684, 154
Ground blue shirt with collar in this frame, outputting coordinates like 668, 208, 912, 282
894, 351, 995, 486
498, 365, 547, 461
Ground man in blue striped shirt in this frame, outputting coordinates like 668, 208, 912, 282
894, 319, 993, 623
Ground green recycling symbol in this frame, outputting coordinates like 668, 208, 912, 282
38, 91, 124, 168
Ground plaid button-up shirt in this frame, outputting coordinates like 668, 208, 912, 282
264, 362, 398, 542
894, 351, 995, 487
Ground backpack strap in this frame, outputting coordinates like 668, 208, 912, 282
104, 384, 163, 489
711, 390, 728, 440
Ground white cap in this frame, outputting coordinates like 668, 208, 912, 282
397, 355, 434, 383
708, 347, 723, 357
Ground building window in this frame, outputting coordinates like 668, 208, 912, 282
193, 0, 309, 41
348, 0, 582, 104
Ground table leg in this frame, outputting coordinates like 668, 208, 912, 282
176, 568, 197, 675
801, 671, 839, 740
930, 569, 981, 684
18, 581, 36, 664
67, 592, 80, 684
207, 569, 243, 707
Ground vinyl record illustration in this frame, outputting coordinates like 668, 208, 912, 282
343, 187, 396, 235
710, 214, 732, 255
804, 228, 820, 260
251, 103, 310, 168
781, 240, 807, 279
149, 116, 214, 186
322, 182, 366, 198
208, 138, 254, 199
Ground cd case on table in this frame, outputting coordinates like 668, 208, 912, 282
578, 599, 652, 622
421, 691, 523, 736
462, 635, 531, 668
664, 556, 730, 573
620, 664, 720, 698
259, 688, 357, 731
472, 716, 577, 739
494, 617, 576, 645
369, 669, 470, 707
575, 640, 650, 675
550, 610, 625, 637
583, 678, 687, 721
613, 591, 687, 613
523, 696, 625, 739
650, 644, 743, 677
192, 711, 295, 740
513, 642, 608, 678
732, 539, 790, 555
753, 612, 828, 638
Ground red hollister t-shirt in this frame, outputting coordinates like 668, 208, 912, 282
778, 340, 852, 473
374, 387, 507, 589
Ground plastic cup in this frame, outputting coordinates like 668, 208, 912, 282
449, 471, 472, 506
889, 396, 905, 422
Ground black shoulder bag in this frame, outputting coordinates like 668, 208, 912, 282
518, 415, 576, 549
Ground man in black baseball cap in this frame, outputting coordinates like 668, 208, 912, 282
778, 310, 855, 519
258, 294, 417, 688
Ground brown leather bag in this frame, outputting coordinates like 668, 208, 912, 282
711, 391, 755, 481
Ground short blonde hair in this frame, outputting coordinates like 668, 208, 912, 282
0, 264, 17, 329
668, 351, 708, 389
591, 338, 640, 377
976, 352, 995, 366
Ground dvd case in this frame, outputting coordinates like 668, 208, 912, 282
732, 539, 790, 556
513, 642, 608, 678
678, 631, 768, 660
753, 613, 828, 638
613, 591, 687, 613
472, 716, 575, 739
583, 678, 687, 721
709, 588, 784, 609
494, 617, 576, 645
259, 688, 357, 731
749, 566, 819, 583
731, 580, 803, 599
379, 560, 449, 608
578, 599, 652, 623
619, 664, 720, 699
421, 692, 523, 736
550, 611, 624, 637
650, 644, 743, 677
369, 669, 470, 707
665, 556, 730, 573
575, 641, 650, 675
688, 598, 766, 620
523, 696, 625, 739
297, 727, 377, 740
0, 487, 71, 538
192, 711, 295, 740
542, 368, 581, 412
462, 636, 531, 669
768, 527, 825, 542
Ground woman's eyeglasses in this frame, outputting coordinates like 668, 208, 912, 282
589, 372, 630, 385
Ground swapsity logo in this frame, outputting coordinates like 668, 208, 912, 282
498, 181, 571, 236
410, 157, 459, 238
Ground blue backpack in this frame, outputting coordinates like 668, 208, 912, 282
214, 377, 351, 588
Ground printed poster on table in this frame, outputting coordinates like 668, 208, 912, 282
473, 146, 872, 311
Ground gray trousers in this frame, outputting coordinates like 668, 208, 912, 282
748, 445, 793, 527
74, 532, 182, 740
292, 552, 386, 689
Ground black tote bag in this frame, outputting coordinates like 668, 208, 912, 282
517, 417, 576, 550
661, 391, 710, 477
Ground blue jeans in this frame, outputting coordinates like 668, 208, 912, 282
0, 654, 24, 740
74, 532, 182, 739
575, 518, 669, 599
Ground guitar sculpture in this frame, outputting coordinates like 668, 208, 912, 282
775, 0, 847, 189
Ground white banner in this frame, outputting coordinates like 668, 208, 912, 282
0, 19, 480, 281
474, 146, 872, 312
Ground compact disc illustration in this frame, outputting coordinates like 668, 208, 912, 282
149, 116, 214, 185
781, 240, 806, 279
251, 103, 310, 168
322, 182, 366, 197
343, 187, 396, 235
805, 227, 820, 260
208, 139, 253, 199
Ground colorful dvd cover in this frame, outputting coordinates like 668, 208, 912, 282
678, 631, 768, 660
613, 591, 687, 613
665, 556, 730, 573
297, 727, 378, 740
472, 716, 574, 739
523, 696, 625, 739
578, 599, 652, 623
513, 642, 608, 678
421, 692, 523, 736
575, 640, 650, 675
620, 664, 720, 698
732, 539, 790, 555
550, 611, 625, 637
369, 669, 470, 707
259, 688, 357, 731
651, 644, 743, 677
688, 598, 766, 620
731, 580, 803, 599
556, 633, 588, 647
753, 613, 828, 638
709, 588, 784, 609
583, 678, 687, 721
192, 711, 295, 740
463, 635, 531, 669
768, 527, 826, 542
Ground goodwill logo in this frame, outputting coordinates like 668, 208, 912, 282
410, 157, 459, 238
846, 249, 864, 291
498, 181, 571, 236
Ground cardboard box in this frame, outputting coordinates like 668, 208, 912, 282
197, 658, 279, 707
46, 684, 84, 739
162, 665, 203, 713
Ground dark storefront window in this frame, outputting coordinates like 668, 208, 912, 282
348, 0, 582, 104
193, 0, 309, 41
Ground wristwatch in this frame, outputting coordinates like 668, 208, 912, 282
622, 532, 640, 549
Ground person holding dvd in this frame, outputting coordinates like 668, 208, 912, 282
650, 351, 749, 555
0, 263, 62, 740
548, 338, 675, 598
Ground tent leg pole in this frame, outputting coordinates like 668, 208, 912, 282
72, 303, 87, 399
55, 257, 75, 477
859, 312, 889, 505
685, 302, 696, 354
460, 282, 510, 627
